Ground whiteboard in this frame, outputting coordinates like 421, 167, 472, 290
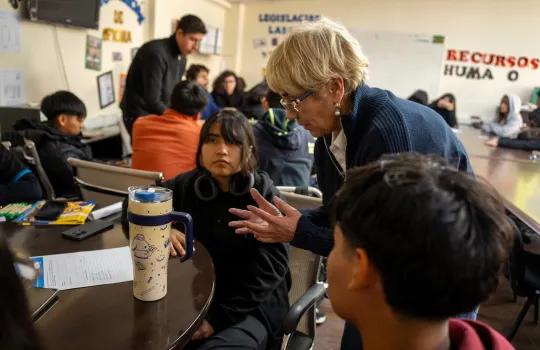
349, 30, 445, 100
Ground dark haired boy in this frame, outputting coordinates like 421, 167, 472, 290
122, 14, 207, 133
131, 80, 207, 179
328, 153, 515, 350
186, 64, 219, 120
2, 90, 92, 199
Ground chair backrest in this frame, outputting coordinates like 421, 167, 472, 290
67, 157, 163, 206
507, 218, 528, 296
11, 139, 56, 200
280, 190, 323, 338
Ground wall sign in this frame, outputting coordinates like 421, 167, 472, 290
444, 49, 540, 82
258, 13, 320, 35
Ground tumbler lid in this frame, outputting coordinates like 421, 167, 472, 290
134, 190, 159, 202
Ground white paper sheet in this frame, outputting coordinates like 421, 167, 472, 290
0, 11, 21, 53
31, 247, 133, 290
0, 69, 24, 106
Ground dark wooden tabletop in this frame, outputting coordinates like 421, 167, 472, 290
456, 125, 540, 234
2, 222, 215, 350
457, 126, 533, 163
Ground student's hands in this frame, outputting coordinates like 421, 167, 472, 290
169, 229, 186, 257
229, 188, 301, 243
192, 319, 214, 341
485, 137, 499, 147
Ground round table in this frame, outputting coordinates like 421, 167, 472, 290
2, 222, 215, 350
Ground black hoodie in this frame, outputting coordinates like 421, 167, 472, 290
253, 108, 314, 187
2, 119, 92, 199
162, 169, 290, 348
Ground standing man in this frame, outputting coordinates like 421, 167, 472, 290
121, 14, 206, 134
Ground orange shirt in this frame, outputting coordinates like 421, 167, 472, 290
132, 109, 201, 179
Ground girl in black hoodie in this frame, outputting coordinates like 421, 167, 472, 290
429, 93, 458, 128
167, 109, 290, 350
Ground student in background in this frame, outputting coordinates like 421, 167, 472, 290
125, 110, 290, 350
483, 94, 523, 138
185, 64, 219, 120
211, 71, 245, 109
485, 90, 540, 150
327, 153, 514, 350
121, 15, 207, 133
0, 233, 41, 350
253, 90, 314, 187
241, 82, 269, 121
0, 144, 42, 206
407, 90, 428, 105
429, 93, 458, 128
131, 81, 207, 179
2, 91, 92, 199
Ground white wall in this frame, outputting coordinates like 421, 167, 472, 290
152, 0, 230, 87
228, 0, 540, 121
0, 1, 147, 119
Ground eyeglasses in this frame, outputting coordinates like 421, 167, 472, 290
280, 91, 313, 112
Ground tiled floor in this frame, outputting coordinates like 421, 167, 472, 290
314, 277, 539, 349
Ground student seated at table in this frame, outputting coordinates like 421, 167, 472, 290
211, 70, 245, 109
0, 143, 42, 206
2, 91, 92, 199
429, 93, 458, 128
131, 80, 206, 179
130, 110, 290, 349
253, 90, 314, 187
483, 94, 523, 138
240, 82, 268, 121
0, 233, 41, 350
327, 153, 515, 350
185, 64, 219, 120
407, 89, 428, 105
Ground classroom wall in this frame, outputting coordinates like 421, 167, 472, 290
0, 1, 147, 119
228, 0, 540, 121
152, 0, 231, 88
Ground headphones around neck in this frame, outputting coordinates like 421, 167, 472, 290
193, 170, 255, 201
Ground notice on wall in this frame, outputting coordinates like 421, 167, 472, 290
0, 11, 21, 53
85, 35, 102, 71
0, 70, 24, 106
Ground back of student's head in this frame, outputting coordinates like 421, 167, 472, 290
333, 153, 513, 319
41, 90, 86, 125
186, 64, 209, 81
177, 14, 207, 34
408, 90, 428, 105
0, 234, 41, 350
245, 82, 269, 105
266, 90, 283, 109
169, 80, 208, 116
196, 109, 257, 175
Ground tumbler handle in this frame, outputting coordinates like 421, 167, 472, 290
170, 212, 194, 261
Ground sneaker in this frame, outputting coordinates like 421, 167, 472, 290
315, 307, 327, 325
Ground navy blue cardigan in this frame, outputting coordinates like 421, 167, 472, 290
292, 84, 472, 256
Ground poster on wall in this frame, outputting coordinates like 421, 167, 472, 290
0, 70, 24, 106
118, 73, 127, 102
0, 11, 21, 53
85, 35, 102, 71
97, 71, 115, 109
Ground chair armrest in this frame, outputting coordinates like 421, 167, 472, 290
283, 283, 327, 334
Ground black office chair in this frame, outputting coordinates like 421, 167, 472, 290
10, 139, 57, 200
505, 218, 540, 341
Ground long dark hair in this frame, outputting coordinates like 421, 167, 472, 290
195, 109, 257, 176
498, 95, 510, 123
0, 234, 41, 350
212, 70, 241, 96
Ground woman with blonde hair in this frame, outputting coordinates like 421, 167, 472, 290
229, 18, 473, 349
